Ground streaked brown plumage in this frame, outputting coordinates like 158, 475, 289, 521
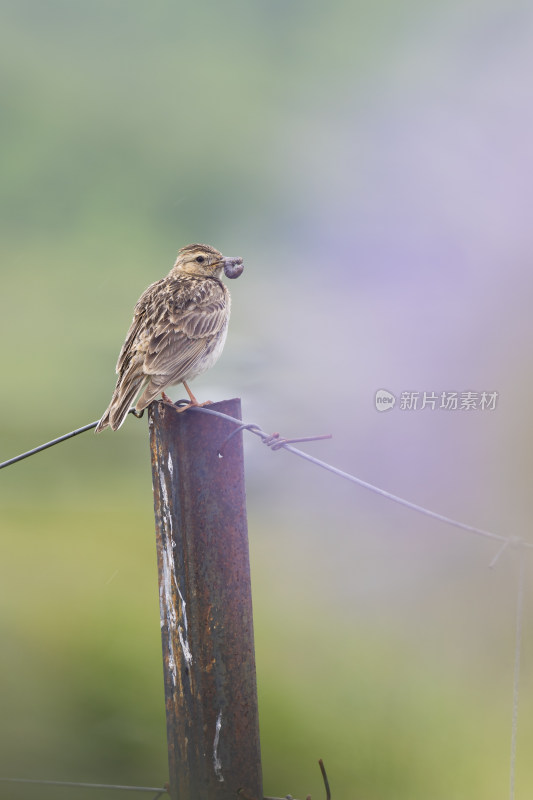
95, 243, 243, 433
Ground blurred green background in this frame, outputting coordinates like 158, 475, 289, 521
2, 1, 533, 798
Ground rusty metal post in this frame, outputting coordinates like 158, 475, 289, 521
149, 398, 262, 800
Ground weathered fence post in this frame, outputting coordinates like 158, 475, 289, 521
149, 398, 263, 800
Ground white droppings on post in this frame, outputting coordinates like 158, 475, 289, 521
159, 469, 179, 685
159, 467, 192, 676
175, 580, 193, 665
160, 533, 178, 686
178, 627, 193, 665
167, 452, 173, 478
160, 469, 170, 517
213, 710, 224, 782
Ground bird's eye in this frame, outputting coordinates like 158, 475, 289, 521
196, 255, 205, 264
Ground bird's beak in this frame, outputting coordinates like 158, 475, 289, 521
222, 256, 244, 279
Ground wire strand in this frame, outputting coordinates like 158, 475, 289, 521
509, 556, 526, 800
0, 410, 141, 470
0, 421, 99, 470
0, 778, 166, 794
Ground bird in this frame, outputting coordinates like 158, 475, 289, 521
95, 243, 244, 433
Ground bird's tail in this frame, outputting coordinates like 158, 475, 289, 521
135, 376, 169, 411
95, 370, 146, 433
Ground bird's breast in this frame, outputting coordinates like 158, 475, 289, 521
181, 321, 229, 383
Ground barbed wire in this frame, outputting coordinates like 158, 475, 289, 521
0, 399, 530, 800
178, 403, 532, 555
2, 401, 531, 555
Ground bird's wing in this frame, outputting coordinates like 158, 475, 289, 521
115, 279, 164, 374
143, 276, 229, 378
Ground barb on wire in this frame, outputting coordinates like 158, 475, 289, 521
488, 537, 525, 569
216, 421, 331, 457
260, 432, 332, 452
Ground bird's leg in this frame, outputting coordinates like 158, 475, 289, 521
176, 381, 213, 413
161, 391, 174, 404
183, 381, 199, 404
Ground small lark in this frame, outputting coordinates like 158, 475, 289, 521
95, 243, 243, 433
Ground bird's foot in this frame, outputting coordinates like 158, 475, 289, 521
177, 399, 213, 413
176, 380, 212, 412
161, 391, 174, 404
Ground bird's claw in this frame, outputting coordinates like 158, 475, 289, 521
177, 399, 213, 413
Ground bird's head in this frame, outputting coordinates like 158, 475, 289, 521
172, 243, 244, 280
